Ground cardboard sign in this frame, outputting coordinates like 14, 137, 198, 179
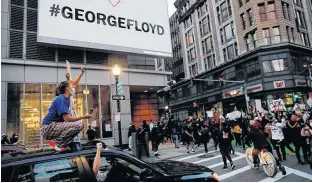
66, 60, 72, 80
206, 111, 214, 117
267, 99, 286, 111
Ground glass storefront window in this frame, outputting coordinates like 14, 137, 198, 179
86, 85, 100, 138
100, 86, 112, 138
74, 85, 88, 139
42, 84, 57, 144
7, 83, 23, 139
24, 84, 41, 146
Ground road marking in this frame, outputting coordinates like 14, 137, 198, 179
259, 171, 287, 182
207, 156, 245, 169
219, 165, 251, 180
176, 150, 217, 161
286, 166, 312, 180
193, 155, 222, 164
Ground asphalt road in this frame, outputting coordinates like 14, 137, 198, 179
166, 145, 312, 182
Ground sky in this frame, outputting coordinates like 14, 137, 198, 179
167, 0, 177, 17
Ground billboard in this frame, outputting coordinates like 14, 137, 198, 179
38, 0, 172, 57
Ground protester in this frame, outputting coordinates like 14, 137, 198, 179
128, 123, 136, 151
286, 114, 308, 165
183, 122, 195, 153
199, 124, 210, 153
300, 120, 312, 169
86, 125, 95, 141
150, 124, 160, 156
136, 124, 149, 158
217, 122, 235, 170
265, 118, 287, 161
41, 81, 92, 151
233, 121, 242, 146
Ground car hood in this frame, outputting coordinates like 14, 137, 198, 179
150, 160, 213, 176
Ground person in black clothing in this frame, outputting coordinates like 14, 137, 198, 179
136, 124, 149, 158
150, 124, 160, 156
183, 123, 195, 153
199, 124, 210, 153
193, 122, 201, 148
1, 134, 10, 144
241, 117, 250, 150
217, 122, 235, 170
246, 125, 286, 175
210, 121, 220, 150
128, 124, 136, 151
157, 122, 164, 144
10, 133, 19, 144
286, 114, 308, 165
86, 125, 95, 141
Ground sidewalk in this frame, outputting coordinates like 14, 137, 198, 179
125, 142, 216, 162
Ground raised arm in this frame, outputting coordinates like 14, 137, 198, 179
72, 66, 86, 88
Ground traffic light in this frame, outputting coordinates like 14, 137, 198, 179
219, 78, 225, 87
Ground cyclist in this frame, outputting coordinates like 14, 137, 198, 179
246, 122, 286, 175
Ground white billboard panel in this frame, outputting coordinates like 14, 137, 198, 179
38, 0, 172, 57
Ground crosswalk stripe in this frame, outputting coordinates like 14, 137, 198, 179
207, 156, 245, 169
193, 155, 222, 164
219, 165, 251, 180
259, 171, 287, 182
286, 166, 312, 180
176, 150, 217, 161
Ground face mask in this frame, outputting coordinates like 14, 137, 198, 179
71, 88, 76, 95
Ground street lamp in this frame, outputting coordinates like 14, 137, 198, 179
112, 65, 122, 146
165, 106, 169, 118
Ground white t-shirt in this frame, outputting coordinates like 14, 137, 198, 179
266, 123, 284, 140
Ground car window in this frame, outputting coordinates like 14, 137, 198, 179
32, 158, 81, 182
12, 165, 33, 181
1, 167, 14, 182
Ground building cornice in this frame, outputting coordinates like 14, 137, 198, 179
1, 59, 172, 75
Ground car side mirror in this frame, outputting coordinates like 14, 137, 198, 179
139, 168, 153, 181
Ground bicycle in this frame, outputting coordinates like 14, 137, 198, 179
245, 147, 277, 178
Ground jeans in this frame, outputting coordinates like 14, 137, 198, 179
173, 134, 179, 147
128, 136, 132, 149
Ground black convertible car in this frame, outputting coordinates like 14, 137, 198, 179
1, 144, 219, 182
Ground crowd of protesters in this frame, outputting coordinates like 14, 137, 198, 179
128, 104, 312, 170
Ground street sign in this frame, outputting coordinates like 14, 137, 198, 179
115, 112, 120, 122
117, 82, 123, 95
112, 95, 125, 100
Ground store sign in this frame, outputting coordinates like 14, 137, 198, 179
295, 80, 307, 86
223, 88, 244, 99
38, 0, 172, 57
247, 84, 263, 93
273, 80, 285, 89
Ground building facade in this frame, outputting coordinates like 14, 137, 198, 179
159, 0, 312, 119
1, 0, 171, 146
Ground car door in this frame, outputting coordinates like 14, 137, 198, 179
1, 156, 89, 182
80, 152, 160, 182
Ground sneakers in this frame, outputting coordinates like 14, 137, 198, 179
231, 163, 235, 170
55, 146, 68, 152
254, 164, 259, 170
187, 150, 190, 153
191, 149, 195, 153
222, 166, 228, 170
279, 165, 286, 175
298, 160, 305, 165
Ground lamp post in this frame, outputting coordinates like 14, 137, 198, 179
112, 65, 122, 146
